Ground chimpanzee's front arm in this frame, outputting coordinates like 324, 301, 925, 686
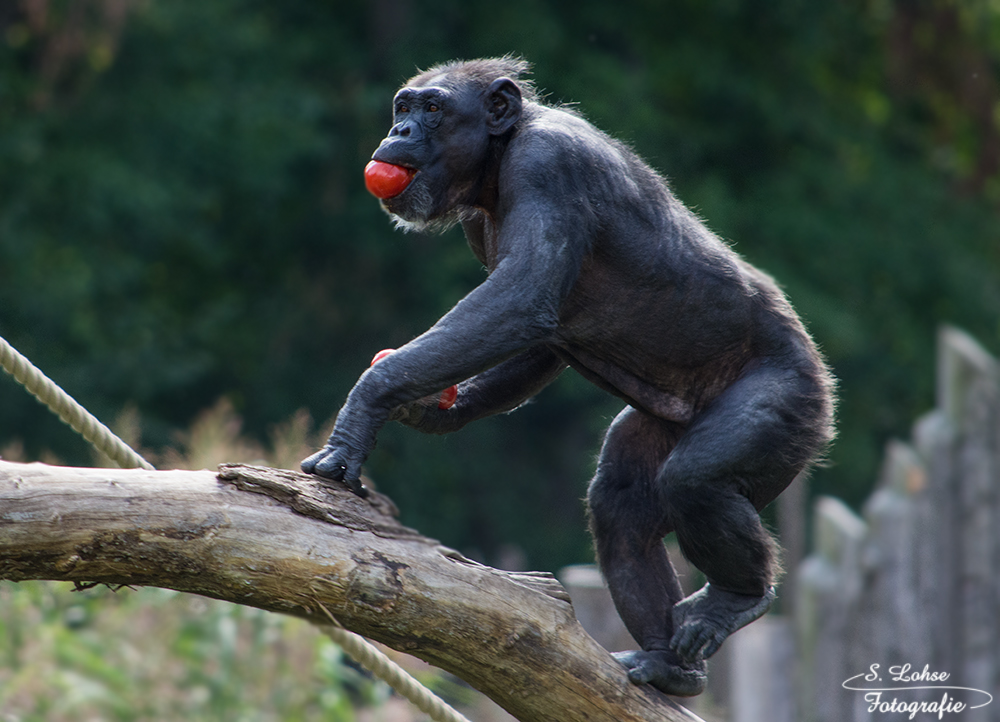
301, 203, 582, 495
392, 344, 567, 434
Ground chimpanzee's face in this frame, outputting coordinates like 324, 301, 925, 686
370, 77, 494, 232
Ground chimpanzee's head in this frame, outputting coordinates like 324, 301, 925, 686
370, 57, 533, 232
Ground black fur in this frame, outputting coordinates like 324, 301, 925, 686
302, 57, 835, 695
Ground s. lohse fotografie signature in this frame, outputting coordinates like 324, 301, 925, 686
842, 664, 993, 719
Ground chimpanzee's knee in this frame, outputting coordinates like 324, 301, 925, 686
660, 478, 780, 596
586, 407, 681, 551
586, 472, 662, 562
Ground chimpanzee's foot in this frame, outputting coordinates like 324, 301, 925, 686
670, 584, 775, 663
612, 649, 707, 697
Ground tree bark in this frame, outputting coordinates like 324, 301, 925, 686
0, 460, 702, 722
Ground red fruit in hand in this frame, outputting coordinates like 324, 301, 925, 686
437, 385, 458, 410
370, 349, 457, 410
364, 161, 415, 199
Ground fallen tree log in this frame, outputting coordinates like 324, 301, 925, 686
0, 460, 702, 722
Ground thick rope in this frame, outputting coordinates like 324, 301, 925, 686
317, 604, 472, 722
0, 333, 470, 722
0, 334, 153, 470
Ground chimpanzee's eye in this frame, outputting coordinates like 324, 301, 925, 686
427, 103, 440, 113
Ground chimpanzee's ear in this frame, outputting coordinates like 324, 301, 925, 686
485, 78, 522, 136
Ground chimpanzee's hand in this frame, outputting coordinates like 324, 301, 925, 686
301, 404, 386, 498
387, 401, 427, 427
301, 441, 369, 497
389, 400, 465, 435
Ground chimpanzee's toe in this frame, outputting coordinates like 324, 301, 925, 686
612, 649, 707, 697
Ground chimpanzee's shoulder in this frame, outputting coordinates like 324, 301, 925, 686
503, 104, 635, 188
514, 104, 614, 152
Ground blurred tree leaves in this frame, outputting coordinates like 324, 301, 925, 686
1, 0, 998, 570
0, 580, 390, 720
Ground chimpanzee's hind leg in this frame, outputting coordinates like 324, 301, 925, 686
586, 407, 707, 697
661, 361, 832, 663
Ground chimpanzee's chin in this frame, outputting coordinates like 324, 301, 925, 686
389, 209, 464, 235
382, 181, 466, 234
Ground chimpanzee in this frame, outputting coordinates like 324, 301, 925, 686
302, 57, 835, 697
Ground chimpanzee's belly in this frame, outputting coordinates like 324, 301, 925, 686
559, 345, 697, 422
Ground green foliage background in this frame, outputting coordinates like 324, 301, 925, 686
0, 580, 437, 721
2, 0, 999, 574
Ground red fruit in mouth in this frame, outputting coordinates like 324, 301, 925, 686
364, 161, 415, 199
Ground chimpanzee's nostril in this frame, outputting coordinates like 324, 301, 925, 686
389, 123, 412, 138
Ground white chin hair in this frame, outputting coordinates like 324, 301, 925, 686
390, 214, 431, 233
384, 193, 473, 235
390, 212, 464, 235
